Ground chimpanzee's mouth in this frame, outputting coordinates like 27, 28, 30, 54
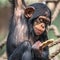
35, 27, 42, 34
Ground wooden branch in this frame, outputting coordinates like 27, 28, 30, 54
48, 25, 60, 37
52, 2, 60, 22
48, 38, 60, 47
40, 39, 54, 48
49, 46, 60, 59
0, 36, 7, 49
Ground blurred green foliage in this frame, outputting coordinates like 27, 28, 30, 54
48, 12, 60, 40
0, 44, 6, 56
0, 0, 9, 7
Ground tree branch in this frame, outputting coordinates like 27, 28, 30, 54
48, 38, 60, 47
48, 25, 60, 37
49, 46, 60, 59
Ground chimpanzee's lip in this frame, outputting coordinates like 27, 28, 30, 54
35, 27, 42, 33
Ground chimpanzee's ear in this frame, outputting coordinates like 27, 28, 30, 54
24, 6, 35, 19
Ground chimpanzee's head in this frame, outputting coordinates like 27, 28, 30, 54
24, 3, 51, 36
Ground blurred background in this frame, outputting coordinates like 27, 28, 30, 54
0, 0, 60, 60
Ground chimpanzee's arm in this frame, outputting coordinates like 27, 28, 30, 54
40, 46, 49, 60
8, 41, 32, 60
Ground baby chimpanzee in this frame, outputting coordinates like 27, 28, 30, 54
8, 3, 51, 60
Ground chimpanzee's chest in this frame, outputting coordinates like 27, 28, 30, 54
9, 23, 29, 46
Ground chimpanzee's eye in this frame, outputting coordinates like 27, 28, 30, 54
44, 20, 49, 25
37, 18, 41, 23
39, 18, 49, 25
39, 19, 43, 23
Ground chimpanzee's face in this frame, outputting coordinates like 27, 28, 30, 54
24, 5, 51, 36
33, 16, 50, 35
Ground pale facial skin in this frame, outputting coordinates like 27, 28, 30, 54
32, 16, 50, 51
33, 16, 49, 35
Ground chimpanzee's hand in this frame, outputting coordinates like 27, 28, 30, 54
32, 41, 43, 54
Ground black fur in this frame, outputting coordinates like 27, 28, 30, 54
7, 1, 51, 60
